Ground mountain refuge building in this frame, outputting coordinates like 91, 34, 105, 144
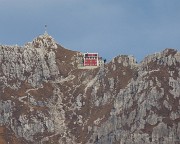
77, 52, 105, 69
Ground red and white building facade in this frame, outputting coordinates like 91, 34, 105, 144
83, 53, 99, 66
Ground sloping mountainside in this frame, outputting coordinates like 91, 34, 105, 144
0, 33, 180, 144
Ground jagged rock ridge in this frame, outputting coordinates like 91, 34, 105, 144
0, 33, 180, 144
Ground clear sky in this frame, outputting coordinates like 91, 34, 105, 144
0, 0, 180, 62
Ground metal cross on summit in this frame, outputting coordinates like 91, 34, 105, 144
44, 25, 48, 35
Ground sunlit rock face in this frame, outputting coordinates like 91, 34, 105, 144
0, 34, 180, 144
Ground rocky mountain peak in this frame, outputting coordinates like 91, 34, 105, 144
0, 35, 180, 144
25, 32, 58, 49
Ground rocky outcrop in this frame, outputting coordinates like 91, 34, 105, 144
88, 49, 180, 144
0, 34, 180, 144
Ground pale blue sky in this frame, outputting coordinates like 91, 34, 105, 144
0, 0, 180, 62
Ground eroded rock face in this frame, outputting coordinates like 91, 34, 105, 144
0, 34, 180, 144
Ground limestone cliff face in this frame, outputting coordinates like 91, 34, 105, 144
0, 34, 180, 144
